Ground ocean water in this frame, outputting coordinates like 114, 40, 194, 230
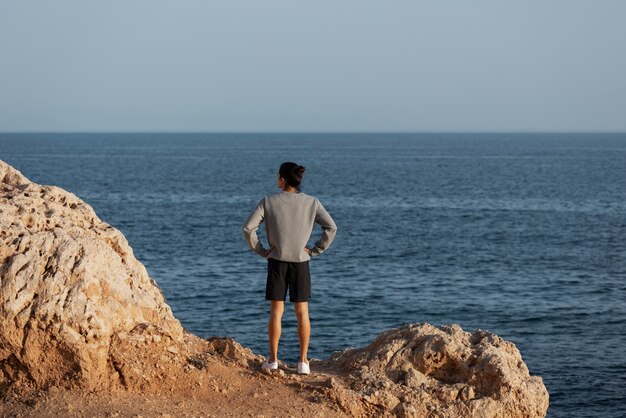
1, 133, 625, 417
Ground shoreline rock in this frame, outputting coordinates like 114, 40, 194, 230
324, 322, 549, 417
0, 159, 549, 417
0, 160, 185, 392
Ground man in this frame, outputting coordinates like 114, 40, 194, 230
243, 162, 337, 375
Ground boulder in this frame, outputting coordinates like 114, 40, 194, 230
326, 322, 549, 417
0, 160, 185, 392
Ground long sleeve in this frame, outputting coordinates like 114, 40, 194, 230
243, 198, 269, 257
310, 199, 337, 256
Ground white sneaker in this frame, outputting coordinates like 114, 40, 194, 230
261, 357, 278, 371
297, 361, 310, 375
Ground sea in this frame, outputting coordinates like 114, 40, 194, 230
1, 133, 624, 417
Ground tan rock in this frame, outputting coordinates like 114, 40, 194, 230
0, 160, 184, 391
326, 322, 549, 417
404, 368, 428, 388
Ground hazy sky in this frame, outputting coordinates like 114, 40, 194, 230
1, 1, 625, 132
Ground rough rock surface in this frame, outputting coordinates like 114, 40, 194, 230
324, 322, 549, 417
0, 159, 548, 417
0, 160, 186, 392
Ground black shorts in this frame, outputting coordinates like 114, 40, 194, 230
265, 258, 311, 302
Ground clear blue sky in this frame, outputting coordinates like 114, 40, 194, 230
1, 1, 624, 132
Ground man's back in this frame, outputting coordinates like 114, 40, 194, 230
243, 190, 336, 263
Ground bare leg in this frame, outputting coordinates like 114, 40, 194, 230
268, 301, 284, 362
294, 302, 310, 363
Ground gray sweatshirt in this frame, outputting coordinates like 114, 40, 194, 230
243, 190, 337, 262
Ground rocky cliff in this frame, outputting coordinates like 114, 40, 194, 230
0, 159, 548, 417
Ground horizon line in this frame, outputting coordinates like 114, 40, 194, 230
1, 130, 626, 135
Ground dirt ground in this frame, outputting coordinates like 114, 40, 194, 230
0, 329, 383, 418
0, 356, 357, 418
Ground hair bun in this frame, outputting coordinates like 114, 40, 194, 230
279, 161, 305, 188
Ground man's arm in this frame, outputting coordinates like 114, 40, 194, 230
310, 199, 337, 256
243, 198, 271, 257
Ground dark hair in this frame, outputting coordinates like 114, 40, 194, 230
279, 162, 305, 190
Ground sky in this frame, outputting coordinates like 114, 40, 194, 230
1, 1, 625, 133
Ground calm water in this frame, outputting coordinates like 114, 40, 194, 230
1, 133, 625, 417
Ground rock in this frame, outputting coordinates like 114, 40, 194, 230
404, 368, 428, 388
395, 402, 418, 418
359, 371, 373, 381
0, 160, 184, 391
459, 384, 475, 401
326, 322, 549, 417
204, 336, 257, 367
369, 391, 400, 410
